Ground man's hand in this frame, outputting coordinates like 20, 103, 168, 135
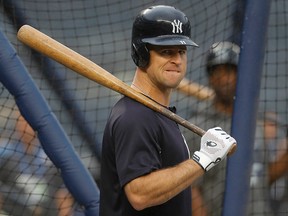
192, 127, 236, 171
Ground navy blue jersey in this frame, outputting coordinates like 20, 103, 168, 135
100, 97, 191, 216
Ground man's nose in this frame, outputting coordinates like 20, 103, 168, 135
171, 53, 182, 64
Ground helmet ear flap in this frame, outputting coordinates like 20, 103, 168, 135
131, 42, 150, 68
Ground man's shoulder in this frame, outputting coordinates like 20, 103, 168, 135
113, 96, 154, 114
110, 97, 157, 125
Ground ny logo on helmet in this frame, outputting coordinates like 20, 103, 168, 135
171, 20, 183, 34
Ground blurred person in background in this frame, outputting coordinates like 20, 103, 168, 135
14, 114, 85, 216
0, 112, 52, 215
249, 110, 288, 216
254, 111, 288, 215
0, 111, 76, 215
183, 41, 239, 216
183, 41, 288, 216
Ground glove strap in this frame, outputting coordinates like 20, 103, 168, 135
192, 151, 221, 171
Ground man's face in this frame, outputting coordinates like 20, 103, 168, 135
145, 45, 187, 90
208, 64, 237, 101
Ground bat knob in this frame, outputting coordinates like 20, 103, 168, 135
227, 143, 237, 156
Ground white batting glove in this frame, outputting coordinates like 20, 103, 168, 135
192, 127, 236, 171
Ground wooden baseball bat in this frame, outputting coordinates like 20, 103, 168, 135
17, 25, 236, 155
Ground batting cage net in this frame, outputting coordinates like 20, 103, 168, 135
0, 0, 287, 215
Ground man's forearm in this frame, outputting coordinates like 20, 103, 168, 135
124, 159, 204, 210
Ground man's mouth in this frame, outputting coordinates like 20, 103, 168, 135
165, 69, 180, 73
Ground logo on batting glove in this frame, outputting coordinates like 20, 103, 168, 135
206, 141, 217, 148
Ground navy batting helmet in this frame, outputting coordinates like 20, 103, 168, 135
206, 41, 240, 75
131, 5, 198, 68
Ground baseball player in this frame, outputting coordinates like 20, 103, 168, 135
99, 5, 236, 216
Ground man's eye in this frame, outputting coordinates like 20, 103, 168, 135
158, 49, 186, 56
179, 50, 186, 55
161, 50, 172, 55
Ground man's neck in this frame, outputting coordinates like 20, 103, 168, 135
131, 69, 171, 107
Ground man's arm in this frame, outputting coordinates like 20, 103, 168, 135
269, 151, 288, 185
125, 127, 236, 211
124, 159, 203, 211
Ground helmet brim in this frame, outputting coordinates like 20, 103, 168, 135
142, 35, 198, 47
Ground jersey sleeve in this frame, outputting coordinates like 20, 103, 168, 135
112, 105, 162, 187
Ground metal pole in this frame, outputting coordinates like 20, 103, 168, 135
223, 0, 271, 215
